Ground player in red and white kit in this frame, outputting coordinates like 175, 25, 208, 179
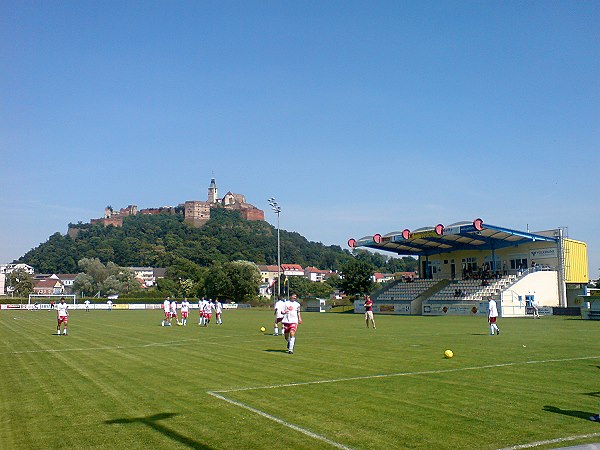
170, 299, 179, 325
56, 297, 69, 335
273, 297, 286, 336
162, 297, 172, 327
282, 294, 302, 354
213, 299, 223, 325
180, 298, 190, 326
202, 299, 213, 326
198, 298, 207, 326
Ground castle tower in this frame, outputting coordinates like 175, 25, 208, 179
208, 177, 218, 204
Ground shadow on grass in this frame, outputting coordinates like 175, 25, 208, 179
470, 333, 488, 336
585, 391, 600, 399
106, 412, 213, 449
543, 405, 594, 421
264, 349, 289, 353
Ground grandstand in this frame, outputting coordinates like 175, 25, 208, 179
349, 219, 589, 317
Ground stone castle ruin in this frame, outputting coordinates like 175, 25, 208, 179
85, 178, 264, 229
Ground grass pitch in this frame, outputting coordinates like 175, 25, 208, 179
1, 309, 599, 449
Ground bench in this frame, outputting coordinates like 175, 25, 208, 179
588, 310, 600, 320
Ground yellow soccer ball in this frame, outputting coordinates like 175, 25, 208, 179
444, 349, 454, 359
260, 326, 266, 332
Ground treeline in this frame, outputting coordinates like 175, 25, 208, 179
18, 208, 417, 275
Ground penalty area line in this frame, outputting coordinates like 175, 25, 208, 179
498, 431, 600, 449
214, 355, 600, 394
207, 391, 352, 450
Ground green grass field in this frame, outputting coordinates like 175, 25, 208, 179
1, 308, 599, 449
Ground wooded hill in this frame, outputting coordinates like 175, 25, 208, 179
18, 208, 417, 274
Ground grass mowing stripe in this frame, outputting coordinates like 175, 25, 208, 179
3, 311, 600, 449
207, 390, 352, 450
213, 355, 600, 393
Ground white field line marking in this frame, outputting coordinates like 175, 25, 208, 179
208, 355, 600, 450
498, 432, 600, 449
207, 391, 352, 450
0, 338, 204, 355
214, 355, 600, 393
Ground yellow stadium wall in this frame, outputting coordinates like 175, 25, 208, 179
563, 238, 588, 283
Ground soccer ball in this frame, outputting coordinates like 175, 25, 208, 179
260, 326, 266, 332
444, 349, 454, 359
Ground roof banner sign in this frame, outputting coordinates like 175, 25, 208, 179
409, 230, 439, 240
443, 224, 477, 236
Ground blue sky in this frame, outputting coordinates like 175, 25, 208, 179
1, 1, 599, 279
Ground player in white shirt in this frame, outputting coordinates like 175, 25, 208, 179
56, 297, 69, 335
198, 298, 207, 325
530, 297, 540, 319
202, 299, 213, 326
213, 300, 223, 325
162, 297, 172, 326
488, 298, 500, 335
180, 298, 190, 326
84, 299, 90, 312
282, 294, 302, 354
273, 298, 286, 336
170, 299, 179, 325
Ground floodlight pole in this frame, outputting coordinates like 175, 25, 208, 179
268, 198, 282, 300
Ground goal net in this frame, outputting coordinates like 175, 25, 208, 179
28, 294, 77, 309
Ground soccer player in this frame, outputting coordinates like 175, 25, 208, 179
488, 298, 500, 335
203, 298, 213, 326
282, 293, 302, 354
531, 297, 540, 319
364, 295, 376, 329
162, 297, 172, 326
198, 298, 207, 325
84, 299, 90, 312
273, 297, 286, 336
213, 299, 223, 325
181, 298, 190, 326
170, 298, 179, 325
107, 299, 113, 311
56, 297, 69, 335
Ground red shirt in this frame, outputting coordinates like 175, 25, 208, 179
364, 299, 373, 311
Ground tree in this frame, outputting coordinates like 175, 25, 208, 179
75, 258, 141, 296
224, 261, 261, 302
205, 265, 234, 300
101, 275, 122, 296
6, 269, 34, 297
73, 273, 94, 297
285, 276, 334, 299
340, 259, 374, 296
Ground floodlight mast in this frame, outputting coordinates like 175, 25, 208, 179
268, 198, 282, 300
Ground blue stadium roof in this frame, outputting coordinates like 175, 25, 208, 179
348, 219, 558, 257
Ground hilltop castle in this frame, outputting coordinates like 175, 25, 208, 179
86, 178, 264, 229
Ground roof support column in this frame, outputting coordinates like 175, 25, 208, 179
556, 228, 567, 307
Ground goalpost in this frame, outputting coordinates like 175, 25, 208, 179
28, 294, 77, 309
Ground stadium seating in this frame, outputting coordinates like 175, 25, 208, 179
427, 276, 517, 302
374, 279, 437, 302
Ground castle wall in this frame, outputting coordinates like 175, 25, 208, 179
241, 208, 264, 221
88, 179, 264, 229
